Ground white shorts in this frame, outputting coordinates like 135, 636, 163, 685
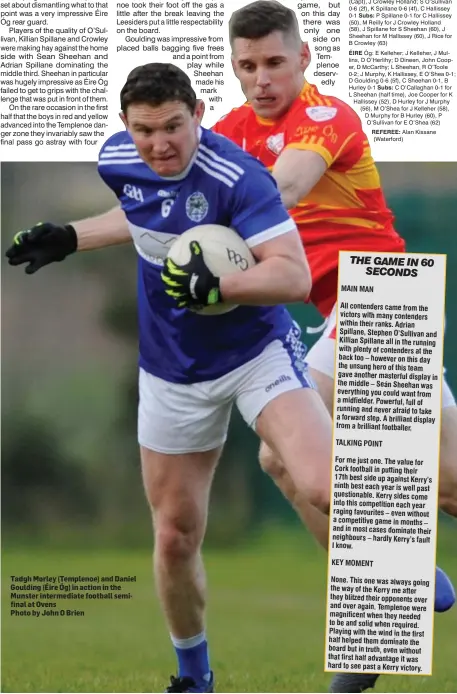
138, 337, 315, 454
306, 305, 456, 409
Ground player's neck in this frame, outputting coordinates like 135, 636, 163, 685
299, 77, 309, 97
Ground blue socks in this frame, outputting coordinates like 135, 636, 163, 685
171, 632, 211, 685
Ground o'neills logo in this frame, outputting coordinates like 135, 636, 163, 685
265, 374, 292, 392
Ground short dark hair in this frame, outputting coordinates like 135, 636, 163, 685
229, 0, 301, 47
120, 63, 197, 114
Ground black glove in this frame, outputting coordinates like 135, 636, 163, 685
161, 241, 222, 309
5, 222, 78, 274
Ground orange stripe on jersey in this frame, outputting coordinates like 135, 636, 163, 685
331, 133, 357, 165
306, 84, 333, 107
344, 149, 383, 191
287, 141, 334, 167
308, 92, 324, 106
254, 114, 276, 126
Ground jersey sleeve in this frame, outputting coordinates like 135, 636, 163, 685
229, 163, 296, 248
284, 102, 363, 168
211, 113, 229, 134
97, 131, 141, 201
211, 107, 246, 148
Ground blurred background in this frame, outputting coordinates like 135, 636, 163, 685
1, 162, 456, 693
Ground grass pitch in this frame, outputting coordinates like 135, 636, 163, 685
2, 528, 456, 692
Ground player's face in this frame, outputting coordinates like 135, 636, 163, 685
121, 100, 205, 177
231, 31, 310, 120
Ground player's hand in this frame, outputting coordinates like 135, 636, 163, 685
5, 222, 78, 274
161, 241, 221, 309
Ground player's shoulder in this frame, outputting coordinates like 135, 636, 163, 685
212, 102, 251, 134
199, 127, 270, 184
98, 130, 138, 162
289, 85, 362, 127
314, 93, 363, 123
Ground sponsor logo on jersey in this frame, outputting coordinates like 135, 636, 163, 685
266, 132, 285, 155
294, 125, 319, 138
157, 189, 177, 198
305, 106, 338, 122
129, 221, 178, 265
134, 245, 166, 266
186, 191, 209, 223
123, 183, 144, 202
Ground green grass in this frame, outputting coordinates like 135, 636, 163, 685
2, 529, 456, 693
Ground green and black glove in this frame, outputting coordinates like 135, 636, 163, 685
5, 221, 78, 274
161, 241, 222, 309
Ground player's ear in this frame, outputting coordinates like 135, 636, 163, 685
194, 99, 205, 124
300, 41, 311, 71
231, 55, 238, 77
119, 111, 128, 129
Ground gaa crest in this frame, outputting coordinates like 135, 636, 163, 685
186, 191, 209, 223
266, 132, 285, 155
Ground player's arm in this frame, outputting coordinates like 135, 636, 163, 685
163, 223, 310, 309
5, 206, 131, 275
272, 149, 328, 209
162, 165, 311, 308
218, 166, 311, 304
273, 104, 361, 208
219, 229, 310, 305
71, 206, 130, 251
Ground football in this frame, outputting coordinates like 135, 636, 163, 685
167, 224, 255, 315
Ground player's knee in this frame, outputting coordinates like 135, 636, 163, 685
154, 513, 202, 565
305, 484, 330, 516
259, 443, 330, 513
440, 491, 457, 517
258, 442, 282, 479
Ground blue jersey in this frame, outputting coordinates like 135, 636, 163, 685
98, 126, 301, 384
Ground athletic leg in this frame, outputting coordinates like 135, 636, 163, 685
235, 335, 333, 517
141, 445, 218, 692
259, 439, 330, 548
138, 368, 232, 692
256, 387, 333, 514
141, 446, 219, 639
258, 350, 335, 549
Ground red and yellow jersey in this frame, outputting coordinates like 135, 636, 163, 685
212, 82, 405, 317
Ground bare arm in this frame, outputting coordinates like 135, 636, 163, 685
272, 149, 328, 209
70, 206, 131, 251
219, 229, 311, 305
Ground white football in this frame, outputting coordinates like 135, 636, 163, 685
167, 224, 255, 315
